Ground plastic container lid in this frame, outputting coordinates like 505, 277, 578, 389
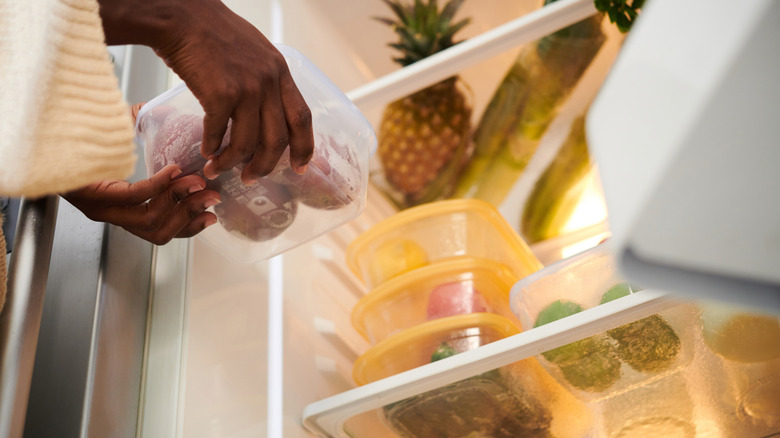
352, 313, 520, 386
351, 257, 521, 345
346, 199, 543, 289
134, 44, 376, 263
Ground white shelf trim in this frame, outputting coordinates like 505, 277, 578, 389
345, 0, 599, 112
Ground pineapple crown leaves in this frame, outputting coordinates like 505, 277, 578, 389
375, 0, 471, 67
544, 0, 643, 33
593, 0, 644, 32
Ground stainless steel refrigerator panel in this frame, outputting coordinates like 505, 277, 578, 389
21, 45, 174, 438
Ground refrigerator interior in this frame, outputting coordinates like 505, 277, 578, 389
135, 1, 780, 438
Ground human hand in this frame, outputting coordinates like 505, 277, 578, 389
62, 165, 221, 245
98, 0, 315, 185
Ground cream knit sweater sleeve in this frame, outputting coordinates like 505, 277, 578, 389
0, 0, 137, 198
0, 0, 138, 311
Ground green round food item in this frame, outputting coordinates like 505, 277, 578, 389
430, 342, 458, 362
535, 300, 622, 392
602, 282, 681, 373
608, 315, 681, 373
534, 300, 584, 327
534, 300, 587, 363
600, 282, 642, 304
558, 348, 622, 392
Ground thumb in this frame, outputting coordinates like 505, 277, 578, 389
76, 165, 183, 205
130, 102, 146, 125
119, 164, 183, 205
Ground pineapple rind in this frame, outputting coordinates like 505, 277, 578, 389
377, 77, 471, 205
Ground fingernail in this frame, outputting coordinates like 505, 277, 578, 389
293, 164, 308, 176
203, 161, 217, 180
242, 177, 258, 186
204, 198, 221, 209
204, 216, 218, 228
170, 167, 183, 179
188, 184, 204, 194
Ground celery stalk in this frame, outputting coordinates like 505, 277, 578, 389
453, 9, 605, 206
521, 116, 591, 244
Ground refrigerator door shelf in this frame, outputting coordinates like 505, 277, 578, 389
302, 290, 678, 437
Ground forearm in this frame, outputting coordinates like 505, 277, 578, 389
97, 0, 214, 49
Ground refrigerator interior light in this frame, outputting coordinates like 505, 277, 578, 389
558, 169, 608, 235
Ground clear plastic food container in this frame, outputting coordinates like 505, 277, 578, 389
510, 244, 696, 402
346, 199, 543, 290
351, 313, 564, 438
696, 303, 780, 432
135, 44, 376, 263
351, 257, 522, 345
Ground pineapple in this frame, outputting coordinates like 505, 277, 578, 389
375, 0, 473, 209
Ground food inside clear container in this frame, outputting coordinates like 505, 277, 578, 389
510, 243, 696, 403
695, 302, 780, 434
351, 257, 522, 345
346, 199, 543, 290
134, 44, 376, 263
352, 313, 564, 438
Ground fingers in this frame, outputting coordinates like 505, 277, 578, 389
130, 102, 146, 124
125, 190, 220, 245
279, 73, 314, 175
201, 105, 232, 160
65, 164, 183, 206
65, 169, 222, 245
206, 80, 313, 184
241, 88, 289, 183
192, 55, 313, 184
204, 98, 261, 182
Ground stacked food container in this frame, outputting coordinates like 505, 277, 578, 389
342, 199, 595, 437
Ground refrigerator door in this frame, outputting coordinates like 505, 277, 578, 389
17, 45, 175, 438
586, 0, 780, 312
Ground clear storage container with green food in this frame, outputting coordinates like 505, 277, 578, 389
510, 244, 696, 402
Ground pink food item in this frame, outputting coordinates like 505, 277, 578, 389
426, 282, 489, 320
270, 134, 360, 210
210, 174, 298, 242
151, 113, 207, 176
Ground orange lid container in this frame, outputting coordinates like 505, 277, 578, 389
352, 313, 520, 386
351, 257, 521, 345
346, 199, 543, 289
